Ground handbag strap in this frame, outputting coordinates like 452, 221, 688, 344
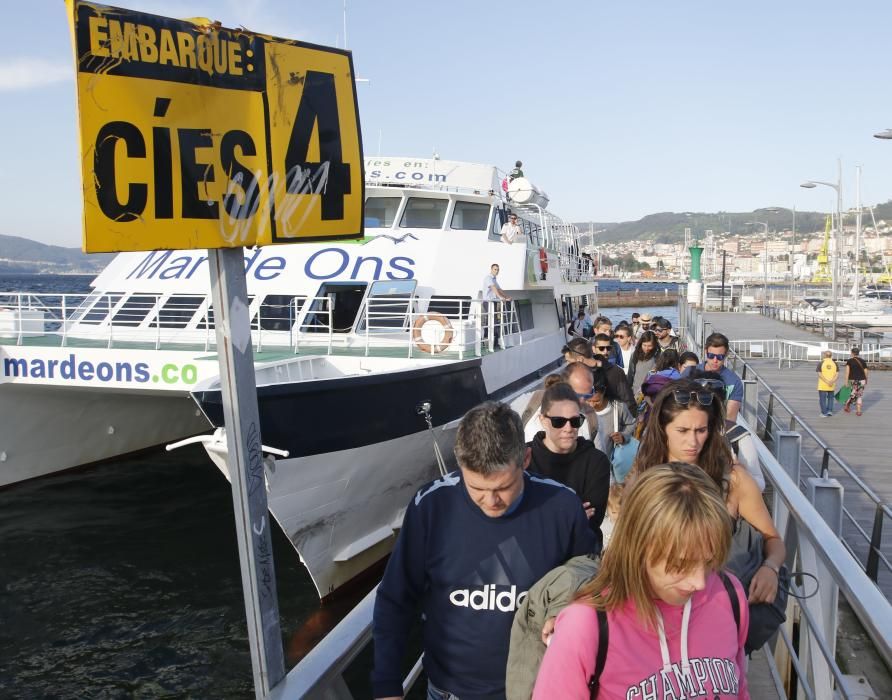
587, 608, 609, 699
612, 401, 618, 434
719, 571, 741, 635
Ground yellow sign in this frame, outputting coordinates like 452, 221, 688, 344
66, 1, 364, 252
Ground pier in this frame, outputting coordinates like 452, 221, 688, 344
694, 310, 892, 600
596, 289, 679, 307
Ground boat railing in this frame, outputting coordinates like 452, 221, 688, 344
0, 292, 523, 359
681, 300, 892, 597
728, 338, 892, 364
679, 299, 892, 697
760, 304, 891, 346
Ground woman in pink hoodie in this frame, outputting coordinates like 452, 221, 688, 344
533, 462, 749, 699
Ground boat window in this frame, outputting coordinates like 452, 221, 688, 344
357, 279, 418, 331
427, 296, 473, 320
112, 295, 158, 326
365, 196, 401, 228
450, 201, 490, 231
80, 294, 123, 324
301, 282, 367, 333
152, 295, 206, 329
490, 208, 506, 241
514, 300, 534, 331
399, 197, 447, 229
197, 296, 255, 330
259, 295, 306, 331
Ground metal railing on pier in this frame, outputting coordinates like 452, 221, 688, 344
680, 298, 892, 698
760, 305, 891, 348
682, 301, 892, 593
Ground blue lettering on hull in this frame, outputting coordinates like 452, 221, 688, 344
127, 248, 415, 282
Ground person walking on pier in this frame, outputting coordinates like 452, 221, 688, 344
632, 381, 786, 611
696, 332, 743, 422
371, 402, 595, 700
533, 463, 749, 699
528, 382, 612, 547
843, 347, 869, 416
817, 350, 838, 417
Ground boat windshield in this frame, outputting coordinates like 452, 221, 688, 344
365, 196, 401, 228
450, 201, 490, 231
399, 197, 447, 229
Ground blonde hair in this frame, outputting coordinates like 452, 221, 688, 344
577, 462, 732, 630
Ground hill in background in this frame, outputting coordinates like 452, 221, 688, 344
0, 235, 113, 274
575, 200, 892, 244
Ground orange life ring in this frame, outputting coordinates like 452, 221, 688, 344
412, 313, 454, 354
539, 248, 549, 274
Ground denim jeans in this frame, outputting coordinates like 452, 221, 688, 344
819, 390, 834, 415
427, 681, 460, 700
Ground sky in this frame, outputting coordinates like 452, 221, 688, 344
3, 0, 892, 248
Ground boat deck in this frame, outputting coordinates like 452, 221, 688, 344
701, 311, 892, 599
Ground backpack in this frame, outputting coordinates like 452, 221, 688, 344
587, 572, 741, 698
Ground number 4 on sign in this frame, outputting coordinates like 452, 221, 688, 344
284, 71, 351, 220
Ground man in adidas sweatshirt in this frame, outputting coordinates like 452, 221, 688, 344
372, 402, 597, 700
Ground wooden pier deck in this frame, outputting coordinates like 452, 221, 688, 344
700, 312, 892, 599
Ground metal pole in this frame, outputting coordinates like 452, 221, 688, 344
831, 159, 842, 340
790, 206, 796, 307
854, 165, 862, 310
721, 251, 727, 311
764, 226, 769, 309
208, 248, 286, 698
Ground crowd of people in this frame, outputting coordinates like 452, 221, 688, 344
371, 308, 789, 700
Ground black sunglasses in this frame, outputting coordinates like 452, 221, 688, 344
596, 345, 612, 351
692, 378, 725, 392
543, 414, 585, 429
671, 390, 714, 407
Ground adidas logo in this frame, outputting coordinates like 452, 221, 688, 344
448, 585, 528, 612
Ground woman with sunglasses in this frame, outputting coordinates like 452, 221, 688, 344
533, 462, 749, 699
633, 380, 785, 606
529, 382, 611, 549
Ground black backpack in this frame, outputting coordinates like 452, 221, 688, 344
587, 572, 741, 698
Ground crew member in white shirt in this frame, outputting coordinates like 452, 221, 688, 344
500, 214, 522, 244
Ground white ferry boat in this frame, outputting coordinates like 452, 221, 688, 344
0, 157, 597, 598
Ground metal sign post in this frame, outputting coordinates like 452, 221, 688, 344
209, 248, 285, 697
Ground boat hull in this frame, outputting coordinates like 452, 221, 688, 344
194, 336, 564, 598
0, 383, 210, 487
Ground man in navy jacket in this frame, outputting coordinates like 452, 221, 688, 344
371, 402, 596, 700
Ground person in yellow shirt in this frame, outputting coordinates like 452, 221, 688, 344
817, 350, 838, 417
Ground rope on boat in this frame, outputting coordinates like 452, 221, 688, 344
416, 401, 448, 477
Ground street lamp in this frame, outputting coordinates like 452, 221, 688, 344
745, 221, 770, 307
801, 159, 843, 339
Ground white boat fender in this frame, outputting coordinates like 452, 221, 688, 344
165, 432, 289, 458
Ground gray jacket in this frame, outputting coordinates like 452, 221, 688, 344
505, 554, 600, 700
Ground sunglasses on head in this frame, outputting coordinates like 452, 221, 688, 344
543, 414, 585, 429
693, 378, 725, 392
672, 389, 715, 407
706, 351, 726, 361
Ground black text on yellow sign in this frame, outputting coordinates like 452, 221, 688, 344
67, 1, 364, 253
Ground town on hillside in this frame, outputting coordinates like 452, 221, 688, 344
580, 211, 892, 283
